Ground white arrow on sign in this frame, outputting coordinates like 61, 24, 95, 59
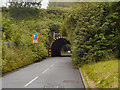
33, 35, 36, 38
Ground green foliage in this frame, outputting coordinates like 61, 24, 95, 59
60, 23, 67, 36
9, 8, 40, 20
61, 44, 71, 52
81, 60, 118, 88
2, 6, 67, 73
2, 7, 9, 12
2, 16, 11, 40
63, 2, 120, 65
48, 22, 61, 33
2, 45, 35, 73
2, 43, 48, 73
8, 2, 41, 20
30, 43, 48, 61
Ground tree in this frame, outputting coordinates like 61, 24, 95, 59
9, 1, 41, 19
63, 2, 120, 65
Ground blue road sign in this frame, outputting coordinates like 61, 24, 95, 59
33, 34, 38, 40
32, 33, 39, 44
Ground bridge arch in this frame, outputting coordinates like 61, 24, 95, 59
49, 36, 70, 57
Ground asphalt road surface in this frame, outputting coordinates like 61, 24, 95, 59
2, 57, 84, 88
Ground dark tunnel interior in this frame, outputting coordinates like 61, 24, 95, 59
51, 38, 70, 57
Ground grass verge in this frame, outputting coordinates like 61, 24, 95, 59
80, 60, 118, 88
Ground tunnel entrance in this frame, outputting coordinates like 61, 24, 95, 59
49, 37, 70, 57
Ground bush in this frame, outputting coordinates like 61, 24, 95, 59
2, 45, 34, 73
2, 8, 50, 73
64, 2, 120, 65
2, 6, 69, 73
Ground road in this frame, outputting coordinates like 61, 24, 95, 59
2, 57, 84, 88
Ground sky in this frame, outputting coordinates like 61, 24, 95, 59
0, 0, 9, 7
41, 0, 49, 9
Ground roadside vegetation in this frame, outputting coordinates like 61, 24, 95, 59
1, 2, 119, 88
61, 2, 120, 65
2, 2, 68, 73
61, 44, 71, 54
60, 2, 119, 88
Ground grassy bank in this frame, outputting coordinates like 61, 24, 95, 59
80, 60, 118, 88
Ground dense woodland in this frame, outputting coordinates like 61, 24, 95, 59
1, 2, 120, 73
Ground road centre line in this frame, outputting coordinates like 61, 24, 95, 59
24, 76, 39, 87
24, 63, 55, 87
50, 63, 54, 67
42, 63, 55, 74
42, 68, 49, 74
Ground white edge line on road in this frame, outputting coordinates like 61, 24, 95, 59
24, 76, 39, 87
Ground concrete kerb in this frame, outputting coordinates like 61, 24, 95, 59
79, 68, 88, 89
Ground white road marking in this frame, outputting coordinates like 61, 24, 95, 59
42, 68, 49, 74
24, 76, 39, 87
50, 63, 54, 67
42, 63, 55, 74
24, 63, 55, 87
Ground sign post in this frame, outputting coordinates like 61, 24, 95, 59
32, 33, 39, 44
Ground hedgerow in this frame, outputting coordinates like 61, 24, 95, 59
61, 2, 120, 66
